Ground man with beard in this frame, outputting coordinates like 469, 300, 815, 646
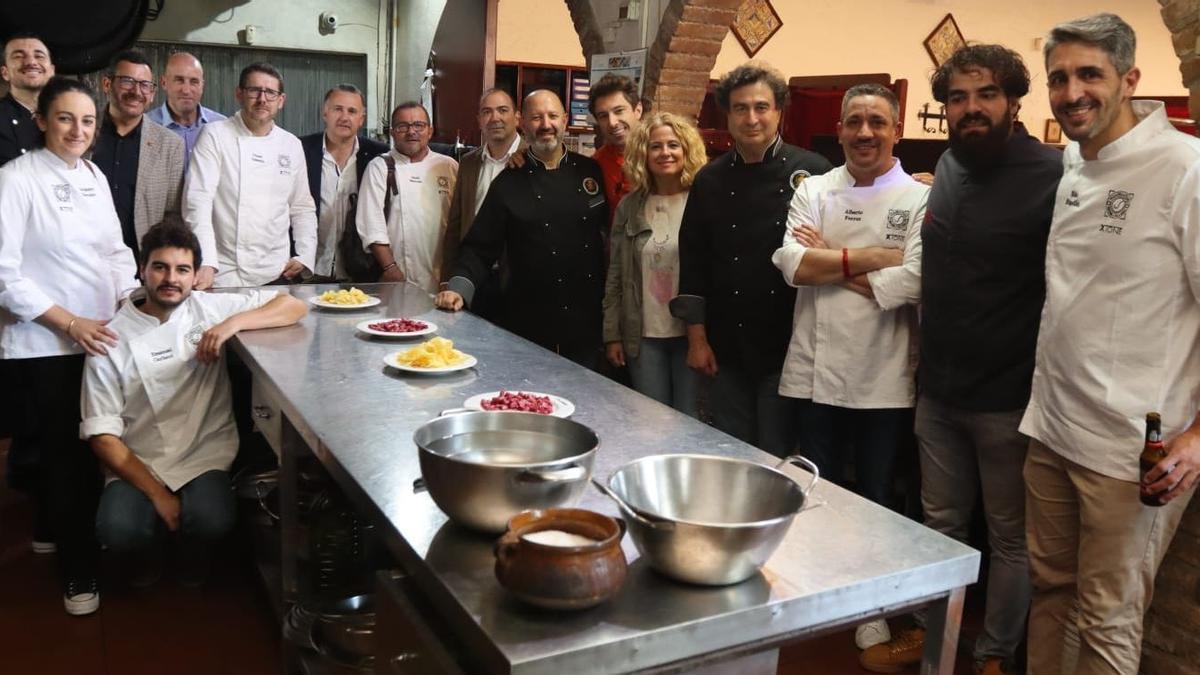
147, 52, 226, 175
1020, 14, 1200, 673
440, 88, 524, 318
82, 222, 305, 586
93, 49, 186, 262
0, 33, 54, 165
185, 62, 317, 289
859, 45, 1061, 675
436, 90, 607, 370
588, 74, 643, 217
358, 102, 457, 292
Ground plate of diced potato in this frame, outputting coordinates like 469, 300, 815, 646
308, 287, 382, 310
383, 337, 477, 374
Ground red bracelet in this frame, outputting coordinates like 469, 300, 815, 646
842, 247, 850, 279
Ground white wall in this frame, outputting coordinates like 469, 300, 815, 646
497, 0, 1189, 140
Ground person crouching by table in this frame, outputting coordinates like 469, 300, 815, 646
436, 90, 607, 371
0, 77, 139, 615
602, 112, 706, 417
82, 223, 307, 588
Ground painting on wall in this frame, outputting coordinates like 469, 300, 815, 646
923, 13, 966, 67
731, 0, 783, 58
1044, 119, 1063, 144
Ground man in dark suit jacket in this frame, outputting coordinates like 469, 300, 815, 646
300, 84, 388, 281
0, 34, 54, 167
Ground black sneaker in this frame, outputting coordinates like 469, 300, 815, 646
63, 577, 100, 616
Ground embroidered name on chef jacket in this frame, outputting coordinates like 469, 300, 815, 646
1097, 189, 1135, 236
151, 347, 174, 363
843, 208, 863, 222
250, 152, 265, 164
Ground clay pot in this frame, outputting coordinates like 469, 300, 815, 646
494, 508, 627, 610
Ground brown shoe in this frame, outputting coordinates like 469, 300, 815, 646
975, 658, 1006, 675
858, 628, 925, 673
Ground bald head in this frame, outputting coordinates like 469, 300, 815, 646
521, 89, 567, 157
161, 51, 206, 123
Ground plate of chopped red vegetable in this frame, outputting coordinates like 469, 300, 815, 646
462, 390, 575, 418
355, 317, 437, 338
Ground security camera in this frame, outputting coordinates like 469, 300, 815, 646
319, 12, 338, 33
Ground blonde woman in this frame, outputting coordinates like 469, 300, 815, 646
603, 113, 708, 416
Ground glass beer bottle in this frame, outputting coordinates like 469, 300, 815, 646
1139, 412, 1168, 507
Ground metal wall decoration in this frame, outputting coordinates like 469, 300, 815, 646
923, 13, 966, 67
731, 0, 783, 58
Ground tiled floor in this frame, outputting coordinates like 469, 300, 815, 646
0, 438, 981, 674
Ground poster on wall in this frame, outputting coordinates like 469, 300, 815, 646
589, 49, 646, 95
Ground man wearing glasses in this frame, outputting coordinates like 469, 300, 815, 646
184, 62, 317, 289
357, 101, 457, 293
93, 49, 186, 262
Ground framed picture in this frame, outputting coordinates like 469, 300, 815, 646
731, 0, 783, 58
1044, 119, 1063, 144
923, 13, 966, 67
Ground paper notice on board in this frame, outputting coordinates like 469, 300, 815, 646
589, 50, 647, 94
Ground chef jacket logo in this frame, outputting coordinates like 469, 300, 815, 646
789, 169, 811, 189
185, 324, 205, 347
1065, 190, 1080, 207
1105, 190, 1133, 220
277, 154, 291, 169
582, 177, 599, 196
886, 209, 910, 230
52, 183, 70, 202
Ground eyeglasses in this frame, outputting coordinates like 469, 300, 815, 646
243, 86, 282, 101
393, 122, 429, 133
113, 75, 156, 94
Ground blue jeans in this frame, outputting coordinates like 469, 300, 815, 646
96, 469, 236, 554
709, 366, 795, 458
795, 401, 910, 510
627, 337, 699, 418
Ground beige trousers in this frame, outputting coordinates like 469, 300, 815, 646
1023, 439, 1193, 674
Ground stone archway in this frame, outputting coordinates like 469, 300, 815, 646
1161, 0, 1200, 132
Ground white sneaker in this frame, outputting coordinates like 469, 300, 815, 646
63, 578, 100, 616
855, 618, 891, 650
31, 540, 57, 554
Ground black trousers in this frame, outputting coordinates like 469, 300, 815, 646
9, 354, 101, 581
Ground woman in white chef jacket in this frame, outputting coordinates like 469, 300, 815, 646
0, 77, 138, 615
601, 113, 707, 417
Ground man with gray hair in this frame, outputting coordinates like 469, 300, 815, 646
147, 52, 226, 172
1019, 13, 1200, 673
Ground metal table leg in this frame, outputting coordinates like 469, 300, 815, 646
920, 586, 966, 675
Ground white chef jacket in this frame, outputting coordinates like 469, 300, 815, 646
0, 148, 137, 359
80, 289, 277, 490
184, 111, 317, 287
357, 149, 458, 293
1020, 101, 1200, 482
314, 136, 359, 279
475, 134, 521, 217
772, 161, 927, 408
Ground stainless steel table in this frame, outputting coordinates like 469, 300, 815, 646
232, 282, 979, 674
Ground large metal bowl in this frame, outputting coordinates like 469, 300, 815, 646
414, 411, 599, 532
598, 454, 819, 585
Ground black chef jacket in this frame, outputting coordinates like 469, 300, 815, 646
0, 94, 39, 166
447, 148, 607, 352
92, 114, 143, 259
672, 137, 833, 377
919, 123, 1063, 411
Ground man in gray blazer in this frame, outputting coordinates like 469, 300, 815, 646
440, 88, 524, 318
92, 49, 185, 262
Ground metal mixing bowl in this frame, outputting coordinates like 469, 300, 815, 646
598, 454, 819, 585
414, 411, 599, 532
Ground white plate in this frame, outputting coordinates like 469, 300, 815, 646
383, 351, 478, 374
462, 391, 575, 418
308, 295, 382, 310
355, 318, 437, 338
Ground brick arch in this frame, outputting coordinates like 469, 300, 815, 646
1160, 0, 1200, 133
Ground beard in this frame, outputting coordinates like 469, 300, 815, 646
949, 109, 1012, 173
531, 132, 561, 156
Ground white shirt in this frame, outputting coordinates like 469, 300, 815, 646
314, 136, 359, 279
1020, 101, 1200, 482
0, 149, 138, 359
475, 134, 521, 217
772, 161, 927, 408
184, 111, 317, 287
357, 149, 458, 293
641, 192, 687, 338
80, 289, 277, 490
